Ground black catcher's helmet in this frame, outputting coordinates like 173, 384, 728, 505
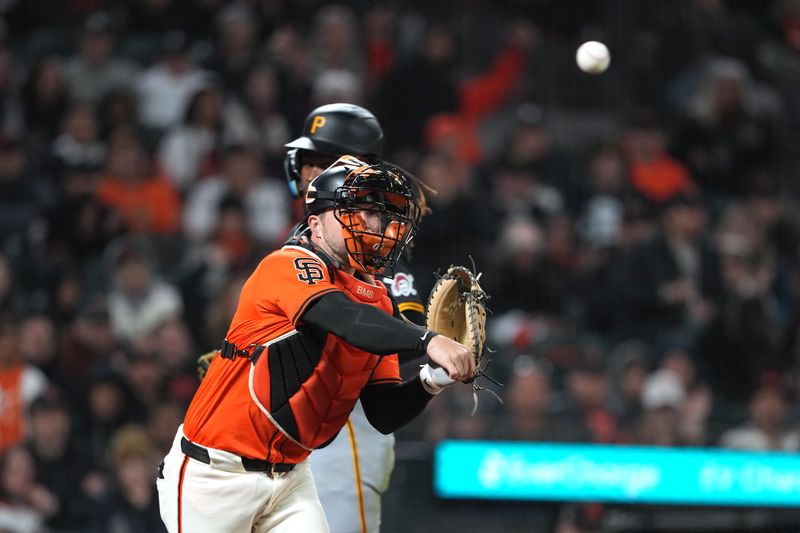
305, 156, 420, 277
284, 103, 384, 198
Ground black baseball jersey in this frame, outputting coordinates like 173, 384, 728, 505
382, 256, 425, 326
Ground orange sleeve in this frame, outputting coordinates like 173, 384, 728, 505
255, 247, 341, 326
369, 354, 401, 385
458, 46, 524, 121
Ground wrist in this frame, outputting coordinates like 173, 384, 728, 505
421, 330, 438, 351
419, 363, 453, 395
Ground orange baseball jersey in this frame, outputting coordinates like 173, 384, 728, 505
183, 245, 400, 464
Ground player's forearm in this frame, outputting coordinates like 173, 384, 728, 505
359, 377, 433, 434
301, 291, 436, 356
390, 297, 429, 364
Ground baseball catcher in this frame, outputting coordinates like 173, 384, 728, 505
159, 157, 476, 533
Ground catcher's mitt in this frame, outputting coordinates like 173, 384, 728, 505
196, 350, 217, 380
426, 265, 501, 414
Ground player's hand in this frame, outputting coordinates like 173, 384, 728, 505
425, 335, 476, 381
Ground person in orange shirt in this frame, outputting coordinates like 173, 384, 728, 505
623, 113, 695, 203
156, 156, 474, 533
97, 128, 181, 235
0, 315, 48, 455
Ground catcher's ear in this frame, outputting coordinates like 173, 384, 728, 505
307, 214, 322, 235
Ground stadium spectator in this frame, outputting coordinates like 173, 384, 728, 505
623, 111, 695, 203
656, 337, 714, 445
0, 445, 56, 532
159, 84, 228, 190
0, 136, 51, 248
561, 340, 618, 443
701, 200, 790, 403
204, 3, 260, 97
21, 56, 69, 141
758, 0, 800, 159
57, 298, 119, 395
672, 57, 781, 197
124, 351, 167, 416
719, 376, 798, 450
50, 102, 106, 175
17, 313, 68, 392
310, 67, 365, 107
0, 43, 24, 139
0, 253, 16, 314
621, 187, 722, 341
136, 30, 211, 133
575, 142, 634, 288
145, 401, 185, 457
97, 89, 139, 141
45, 163, 124, 268
96, 128, 181, 235
104, 238, 182, 348
377, 18, 533, 159
26, 395, 99, 531
492, 354, 585, 442
93, 424, 166, 532
0, 315, 48, 455
80, 365, 141, 468
182, 144, 289, 246
223, 64, 291, 168
309, 4, 362, 77
64, 12, 139, 105
636, 368, 687, 446
407, 151, 492, 297
485, 215, 567, 316
362, 5, 398, 92
491, 104, 576, 201
152, 319, 198, 406
606, 340, 650, 438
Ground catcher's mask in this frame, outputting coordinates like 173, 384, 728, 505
306, 156, 420, 277
284, 103, 384, 198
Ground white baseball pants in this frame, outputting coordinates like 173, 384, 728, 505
157, 426, 329, 533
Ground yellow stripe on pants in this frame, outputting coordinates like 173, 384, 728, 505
345, 419, 368, 533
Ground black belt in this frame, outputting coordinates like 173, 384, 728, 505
181, 437, 295, 477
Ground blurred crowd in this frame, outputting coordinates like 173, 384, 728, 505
0, 0, 799, 531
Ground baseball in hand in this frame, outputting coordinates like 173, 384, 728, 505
576, 41, 610, 75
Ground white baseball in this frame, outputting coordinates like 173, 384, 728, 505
576, 41, 610, 75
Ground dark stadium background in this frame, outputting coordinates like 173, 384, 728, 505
0, 0, 799, 531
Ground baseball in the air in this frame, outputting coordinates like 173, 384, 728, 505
576, 41, 610, 75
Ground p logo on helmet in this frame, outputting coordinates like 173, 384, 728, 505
310, 116, 326, 134
283, 103, 384, 199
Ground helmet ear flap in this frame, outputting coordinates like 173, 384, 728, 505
284, 148, 302, 198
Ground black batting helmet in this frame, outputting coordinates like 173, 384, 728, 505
284, 103, 384, 198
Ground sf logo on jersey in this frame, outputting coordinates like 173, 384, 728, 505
294, 258, 325, 285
